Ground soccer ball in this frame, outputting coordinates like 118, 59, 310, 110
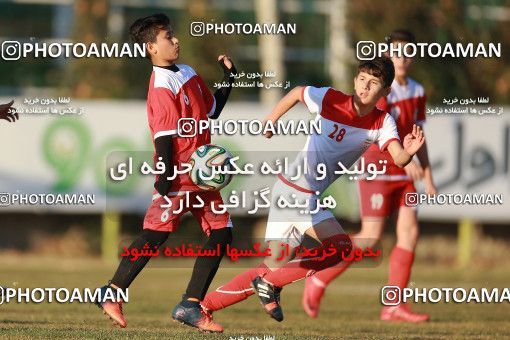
189, 144, 234, 191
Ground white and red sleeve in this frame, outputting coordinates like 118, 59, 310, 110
301, 86, 331, 115
150, 87, 180, 140
378, 113, 400, 151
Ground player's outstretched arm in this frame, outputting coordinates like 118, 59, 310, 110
403, 160, 424, 182
263, 86, 303, 138
387, 124, 425, 168
209, 55, 237, 119
415, 132, 437, 195
0, 100, 18, 123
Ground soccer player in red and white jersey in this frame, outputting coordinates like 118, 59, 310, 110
95, 13, 237, 333
200, 56, 426, 326
302, 30, 437, 323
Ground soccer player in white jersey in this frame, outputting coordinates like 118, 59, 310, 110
302, 30, 437, 323
200, 56, 426, 325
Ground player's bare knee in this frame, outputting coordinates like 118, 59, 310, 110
399, 223, 419, 241
407, 225, 419, 245
396, 224, 419, 250
356, 221, 384, 248
354, 231, 381, 247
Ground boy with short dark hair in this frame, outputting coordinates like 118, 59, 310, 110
95, 13, 237, 333
302, 29, 436, 323
200, 56, 426, 326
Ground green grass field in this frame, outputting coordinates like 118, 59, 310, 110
1, 256, 509, 339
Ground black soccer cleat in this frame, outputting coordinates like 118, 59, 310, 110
251, 276, 284, 322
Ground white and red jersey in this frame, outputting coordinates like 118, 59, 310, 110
364, 77, 426, 180
147, 64, 216, 192
280, 86, 400, 194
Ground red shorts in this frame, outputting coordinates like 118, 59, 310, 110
143, 190, 232, 235
358, 180, 416, 218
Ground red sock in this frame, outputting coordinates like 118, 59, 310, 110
202, 263, 270, 311
387, 246, 414, 304
313, 258, 353, 285
311, 237, 366, 285
262, 234, 352, 287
